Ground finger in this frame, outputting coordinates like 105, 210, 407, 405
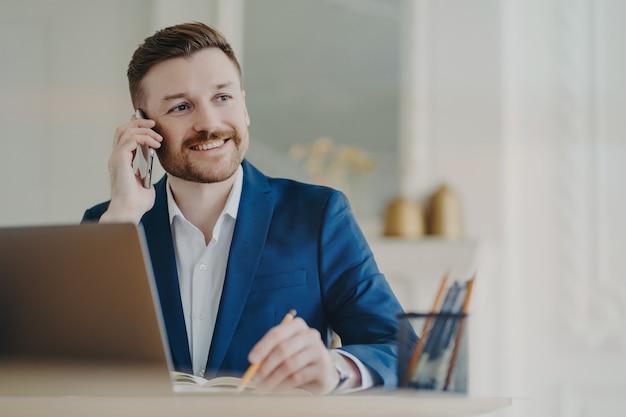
248, 318, 308, 364
254, 326, 324, 390
132, 130, 162, 149
115, 127, 162, 150
256, 345, 319, 394
134, 117, 158, 129
272, 363, 320, 394
255, 327, 313, 378
115, 117, 161, 141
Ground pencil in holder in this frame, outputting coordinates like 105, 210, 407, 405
397, 312, 468, 393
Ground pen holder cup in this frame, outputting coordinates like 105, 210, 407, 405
397, 312, 468, 393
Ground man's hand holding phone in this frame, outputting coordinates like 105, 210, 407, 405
99, 111, 163, 224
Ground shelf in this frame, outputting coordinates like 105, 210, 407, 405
367, 235, 478, 311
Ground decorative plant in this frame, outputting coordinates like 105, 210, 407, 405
289, 137, 375, 200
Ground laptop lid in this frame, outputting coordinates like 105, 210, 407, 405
0, 223, 173, 395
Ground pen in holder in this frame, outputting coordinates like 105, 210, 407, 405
397, 312, 469, 393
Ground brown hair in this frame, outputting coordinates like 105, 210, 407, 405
127, 22, 242, 108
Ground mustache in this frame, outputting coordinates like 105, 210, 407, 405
182, 130, 237, 148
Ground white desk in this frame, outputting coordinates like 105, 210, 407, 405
0, 362, 510, 417
0, 393, 511, 417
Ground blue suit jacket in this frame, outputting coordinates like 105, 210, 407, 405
83, 160, 404, 387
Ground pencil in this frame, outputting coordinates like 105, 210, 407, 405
237, 309, 297, 392
403, 272, 449, 385
443, 275, 475, 390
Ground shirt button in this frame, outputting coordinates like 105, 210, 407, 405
199, 313, 205, 320
199, 264, 206, 270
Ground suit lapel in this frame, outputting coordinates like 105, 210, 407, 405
142, 177, 192, 373
206, 161, 274, 371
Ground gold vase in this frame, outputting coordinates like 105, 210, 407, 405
428, 184, 462, 239
383, 198, 425, 238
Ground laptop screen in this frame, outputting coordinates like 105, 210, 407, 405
0, 223, 173, 394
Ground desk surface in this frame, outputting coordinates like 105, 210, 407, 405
0, 393, 511, 417
0, 362, 510, 417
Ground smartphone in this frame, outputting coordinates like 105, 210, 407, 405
132, 109, 155, 188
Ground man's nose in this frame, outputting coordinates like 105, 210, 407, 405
192, 102, 220, 133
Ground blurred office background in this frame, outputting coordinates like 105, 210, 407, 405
1, 1, 624, 416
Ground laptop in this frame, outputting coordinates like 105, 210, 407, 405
0, 223, 174, 395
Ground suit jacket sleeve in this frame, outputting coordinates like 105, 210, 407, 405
82, 201, 110, 222
317, 190, 404, 388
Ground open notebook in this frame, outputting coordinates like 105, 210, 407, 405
0, 223, 175, 395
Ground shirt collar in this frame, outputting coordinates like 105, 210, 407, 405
166, 164, 243, 226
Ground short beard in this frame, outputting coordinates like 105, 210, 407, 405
157, 130, 246, 184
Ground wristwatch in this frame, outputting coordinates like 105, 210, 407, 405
330, 350, 350, 391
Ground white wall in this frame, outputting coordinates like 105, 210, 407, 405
501, 0, 626, 415
0, 1, 151, 225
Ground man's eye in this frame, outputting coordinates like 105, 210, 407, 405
171, 104, 190, 112
216, 95, 231, 103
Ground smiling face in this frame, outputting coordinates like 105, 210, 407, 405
140, 47, 250, 184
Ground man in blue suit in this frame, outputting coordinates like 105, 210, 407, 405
83, 22, 404, 395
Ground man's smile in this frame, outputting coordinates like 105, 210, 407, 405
190, 139, 228, 151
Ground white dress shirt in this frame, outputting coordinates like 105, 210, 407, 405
167, 166, 242, 377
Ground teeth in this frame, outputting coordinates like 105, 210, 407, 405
192, 139, 226, 151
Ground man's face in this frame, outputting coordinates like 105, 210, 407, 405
140, 48, 250, 184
